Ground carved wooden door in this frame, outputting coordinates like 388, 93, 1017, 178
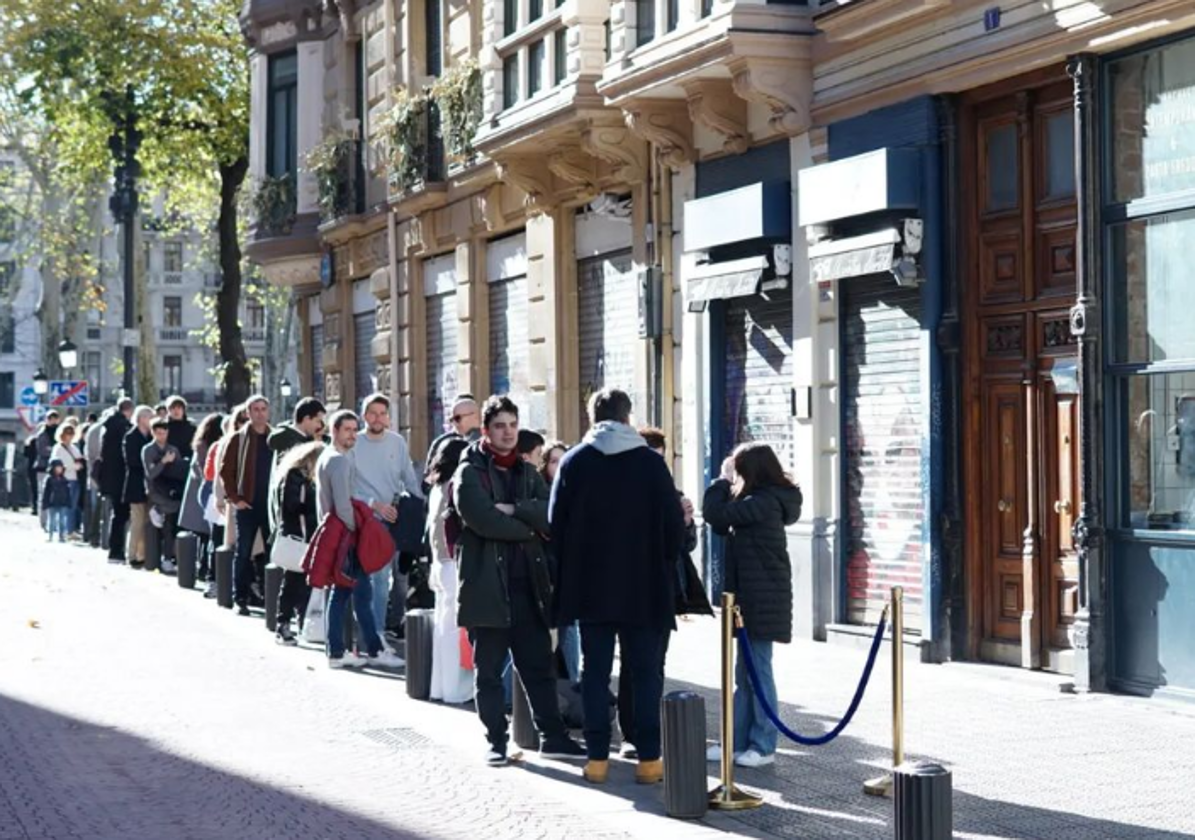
968, 77, 1079, 669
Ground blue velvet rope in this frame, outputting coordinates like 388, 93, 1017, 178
735, 614, 887, 747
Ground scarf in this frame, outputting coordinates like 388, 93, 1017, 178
481, 439, 519, 470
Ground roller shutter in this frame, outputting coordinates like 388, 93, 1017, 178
353, 311, 377, 406
842, 276, 924, 631
309, 324, 324, 400
489, 277, 529, 400
577, 249, 637, 431
722, 289, 795, 469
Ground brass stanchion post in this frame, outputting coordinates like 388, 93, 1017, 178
709, 592, 762, 810
865, 586, 904, 797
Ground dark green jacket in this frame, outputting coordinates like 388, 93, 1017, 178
454, 442, 552, 629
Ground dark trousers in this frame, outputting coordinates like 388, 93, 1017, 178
470, 583, 567, 751
27, 468, 38, 515
107, 497, 129, 559
234, 506, 270, 606
277, 570, 311, 628
617, 631, 672, 748
160, 511, 179, 561
200, 526, 222, 580
581, 623, 669, 761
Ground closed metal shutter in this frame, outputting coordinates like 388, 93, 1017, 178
843, 276, 924, 631
722, 289, 794, 469
353, 311, 377, 406
426, 291, 458, 437
310, 324, 324, 400
489, 275, 529, 405
578, 249, 636, 430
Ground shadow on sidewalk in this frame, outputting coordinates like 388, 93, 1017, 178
0, 692, 426, 840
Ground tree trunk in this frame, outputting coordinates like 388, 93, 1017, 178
134, 214, 157, 403
217, 156, 250, 409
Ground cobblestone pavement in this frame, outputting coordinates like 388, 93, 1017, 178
1, 508, 1193, 840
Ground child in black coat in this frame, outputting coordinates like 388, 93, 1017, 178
42, 460, 72, 543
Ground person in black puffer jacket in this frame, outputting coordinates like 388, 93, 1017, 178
702, 442, 802, 769
268, 440, 322, 645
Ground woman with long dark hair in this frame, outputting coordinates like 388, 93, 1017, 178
702, 442, 802, 768
269, 440, 323, 645
426, 436, 473, 704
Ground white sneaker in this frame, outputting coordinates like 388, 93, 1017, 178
734, 749, 775, 768
159, 558, 177, 574
706, 744, 743, 763
328, 653, 368, 669
366, 650, 405, 669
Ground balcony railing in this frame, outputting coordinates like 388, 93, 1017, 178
250, 174, 297, 238
158, 327, 188, 342
384, 96, 445, 199
243, 327, 266, 343
312, 137, 365, 224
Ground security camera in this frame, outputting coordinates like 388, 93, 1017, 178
891, 256, 923, 287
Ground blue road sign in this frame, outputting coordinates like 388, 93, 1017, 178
19, 386, 38, 407
49, 380, 89, 407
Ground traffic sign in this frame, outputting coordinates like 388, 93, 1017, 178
19, 386, 38, 407
16, 406, 46, 430
49, 380, 89, 407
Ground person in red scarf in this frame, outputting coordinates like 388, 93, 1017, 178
453, 395, 585, 767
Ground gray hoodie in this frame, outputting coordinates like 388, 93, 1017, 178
582, 421, 646, 456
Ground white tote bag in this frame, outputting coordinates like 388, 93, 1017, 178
270, 534, 308, 573
302, 588, 326, 645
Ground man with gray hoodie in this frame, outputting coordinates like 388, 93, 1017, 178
549, 388, 686, 785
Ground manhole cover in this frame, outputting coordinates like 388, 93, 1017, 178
361, 727, 434, 751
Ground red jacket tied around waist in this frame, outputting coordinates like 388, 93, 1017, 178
303, 499, 395, 588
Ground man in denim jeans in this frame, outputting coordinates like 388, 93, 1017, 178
316, 410, 404, 670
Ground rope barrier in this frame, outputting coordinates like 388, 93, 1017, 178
735, 611, 887, 747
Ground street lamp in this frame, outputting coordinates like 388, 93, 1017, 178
279, 377, 293, 399
58, 339, 78, 371
32, 370, 48, 396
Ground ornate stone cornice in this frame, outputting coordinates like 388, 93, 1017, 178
494, 154, 557, 215
581, 120, 647, 184
623, 100, 694, 171
683, 80, 748, 156
730, 55, 812, 136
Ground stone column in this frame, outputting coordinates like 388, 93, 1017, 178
296, 41, 326, 215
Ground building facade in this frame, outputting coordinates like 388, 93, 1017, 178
243, 0, 1195, 699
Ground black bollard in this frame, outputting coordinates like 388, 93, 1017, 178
144, 525, 161, 573
404, 609, 434, 699
264, 565, 283, 632
894, 762, 952, 840
511, 670, 539, 751
662, 691, 708, 819
100, 496, 112, 549
214, 546, 234, 609
176, 532, 198, 589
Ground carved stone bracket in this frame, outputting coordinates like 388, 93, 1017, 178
494, 154, 557, 215
547, 145, 600, 199
582, 120, 647, 184
683, 80, 749, 155
729, 56, 812, 136
623, 100, 695, 171
471, 183, 507, 233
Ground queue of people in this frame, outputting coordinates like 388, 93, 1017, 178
26, 384, 800, 779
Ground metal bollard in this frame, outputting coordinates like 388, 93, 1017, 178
511, 670, 539, 751
264, 565, 283, 632
214, 546, 234, 609
144, 525, 161, 573
894, 762, 952, 840
663, 691, 708, 820
404, 608, 435, 700
176, 532, 198, 589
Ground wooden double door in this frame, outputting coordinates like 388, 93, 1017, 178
963, 75, 1081, 672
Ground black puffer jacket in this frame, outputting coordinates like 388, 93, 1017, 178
98, 411, 131, 498
122, 428, 151, 504
703, 479, 802, 643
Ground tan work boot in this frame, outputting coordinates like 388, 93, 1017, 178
636, 758, 664, 784
583, 759, 609, 784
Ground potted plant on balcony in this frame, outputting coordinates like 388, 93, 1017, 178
305, 128, 357, 223
430, 60, 482, 168
249, 174, 296, 237
376, 88, 429, 195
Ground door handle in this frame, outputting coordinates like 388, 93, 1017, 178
1054, 499, 1072, 515
997, 499, 1011, 513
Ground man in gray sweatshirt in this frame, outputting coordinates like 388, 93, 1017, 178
353, 392, 422, 647
316, 409, 403, 670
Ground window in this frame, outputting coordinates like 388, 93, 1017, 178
425, 0, 442, 76
164, 241, 183, 273
554, 28, 568, 85
528, 40, 545, 97
503, 55, 519, 109
636, 0, 655, 48
0, 372, 13, 409
701, 0, 714, 17
163, 296, 182, 327
85, 351, 102, 393
143, 241, 153, 275
0, 206, 15, 242
667, 0, 679, 33
267, 52, 299, 178
984, 122, 1019, 212
504, 0, 518, 37
162, 355, 182, 394
247, 299, 266, 329
530, 0, 543, 21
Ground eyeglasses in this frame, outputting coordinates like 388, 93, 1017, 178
451, 411, 475, 423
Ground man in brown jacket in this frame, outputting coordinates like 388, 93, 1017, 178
219, 395, 274, 615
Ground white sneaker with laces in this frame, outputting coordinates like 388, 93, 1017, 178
734, 749, 774, 768
366, 650, 405, 669
706, 745, 744, 764
328, 653, 368, 669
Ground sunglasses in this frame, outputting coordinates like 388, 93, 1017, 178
451, 412, 475, 423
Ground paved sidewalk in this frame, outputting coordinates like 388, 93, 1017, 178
1, 508, 1193, 839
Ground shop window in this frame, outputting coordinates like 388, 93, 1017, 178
267, 51, 299, 178
984, 122, 1019, 212
163, 296, 183, 328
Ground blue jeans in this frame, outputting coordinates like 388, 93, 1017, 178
66, 480, 80, 533
367, 558, 393, 645
734, 636, 778, 756
580, 623, 668, 761
326, 559, 382, 659
47, 506, 69, 541
559, 623, 581, 684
